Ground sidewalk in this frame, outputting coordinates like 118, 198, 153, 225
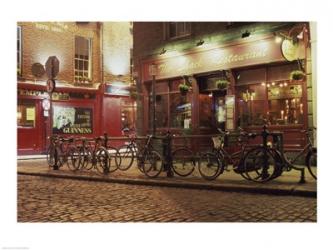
17, 158, 317, 198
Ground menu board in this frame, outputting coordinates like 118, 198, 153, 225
225, 95, 235, 130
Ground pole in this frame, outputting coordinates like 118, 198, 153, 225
152, 74, 156, 136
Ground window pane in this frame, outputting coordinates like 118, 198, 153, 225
199, 94, 213, 128
238, 100, 266, 127
170, 93, 191, 128
17, 102, 36, 128
169, 22, 177, 38
267, 84, 303, 125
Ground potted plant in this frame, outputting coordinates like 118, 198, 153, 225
216, 79, 230, 89
179, 83, 190, 96
290, 70, 306, 81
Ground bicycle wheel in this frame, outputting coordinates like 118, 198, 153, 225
142, 150, 163, 178
307, 149, 317, 180
198, 152, 222, 180
108, 147, 120, 173
79, 147, 93, 170
117, 145, 134, 171
243, 147, 280, 183
66, 147, 81, 171
96, 147, 110, 174
172, 148, 195, 177
46, 146, 61, 168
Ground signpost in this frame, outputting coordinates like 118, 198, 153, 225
45, 56, 59, 170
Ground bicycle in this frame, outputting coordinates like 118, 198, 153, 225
163, 131, 196, 177
59, 137, 82, 171
138, 135, 164, 178
117, 133, 144, 172
46, 135, 63, 169
198, 128, 257, 181
269, 127, 317, 181
242, 125, 317, 183
75, 137, 114, 174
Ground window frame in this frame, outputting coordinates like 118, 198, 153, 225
17, 26, 22, 76
164, 22, 192, 40
74, 36, 92, 83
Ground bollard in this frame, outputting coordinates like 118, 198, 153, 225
53, 147, 59, 170
163, 131, 174, 177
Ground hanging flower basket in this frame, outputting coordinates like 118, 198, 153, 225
130, 90, 138, 100
216, 79, 230, 89
290, 70, 306, 81
179, 83, 190, 96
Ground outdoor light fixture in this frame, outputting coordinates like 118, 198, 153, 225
196, 39, 205, 46
261, 82, 266, 86
159, 48, 167, 55
275, 35, 282, 43
241, 30, 251, 38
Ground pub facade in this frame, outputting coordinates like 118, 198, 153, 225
133, 22, 316, 149
17, 22, 136, 155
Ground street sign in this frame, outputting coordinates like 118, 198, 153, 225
31, 63, 45, 77
45, 56, 59, 79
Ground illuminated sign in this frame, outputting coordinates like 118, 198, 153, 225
142, 37, 305, 81
53, 106, 93, 134
105, 85, 130, 96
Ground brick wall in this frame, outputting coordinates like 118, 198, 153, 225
17, 22, 101, 84
102, 22, 133, 84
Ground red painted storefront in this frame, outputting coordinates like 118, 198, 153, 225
17, 82, 136, 155
138, 32, 310, 150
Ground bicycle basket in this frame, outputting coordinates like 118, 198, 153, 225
212, 136, 223, 149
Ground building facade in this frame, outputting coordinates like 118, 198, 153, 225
133, 22, 316, 150
17, 22, 135, 155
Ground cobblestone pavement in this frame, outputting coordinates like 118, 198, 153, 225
17, 175, 316, 222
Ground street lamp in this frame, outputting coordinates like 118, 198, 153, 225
149, 64, 157, 136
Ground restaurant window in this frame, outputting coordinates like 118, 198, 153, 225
120, 98, 137, 131
237, 84, 266, 126
199, 94, 213, 128
17, 100, 36, 128
17, 26, 22, 76
74, 36, 92, 83
149, 80, 192, 130
236, 63, 304, 127
165, 22, 191, 40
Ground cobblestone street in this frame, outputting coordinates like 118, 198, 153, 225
17, 175, 316, 222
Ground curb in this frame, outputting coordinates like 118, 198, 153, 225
18, 171, 317, 198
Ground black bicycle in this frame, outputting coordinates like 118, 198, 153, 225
198, 128, 257, 181
242, 125, 317, 183
138, 135, 164, 178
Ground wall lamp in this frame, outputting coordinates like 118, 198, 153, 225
241, 30, 251, 38
196, 39, 205, 46
159, 48, 167, 55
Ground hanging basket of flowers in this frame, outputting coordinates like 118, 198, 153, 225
216, 79, 230, 90
179, 83, 190, 96
290, 70, 306, 81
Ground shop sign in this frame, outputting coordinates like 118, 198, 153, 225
281, 39, 300, 62
53, 106, 93, 134
18, 89, 47, 97
52, 92, 70, 100
142, 37, 305, 81
105, 85, 130, 96
225, 95, 235, 130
